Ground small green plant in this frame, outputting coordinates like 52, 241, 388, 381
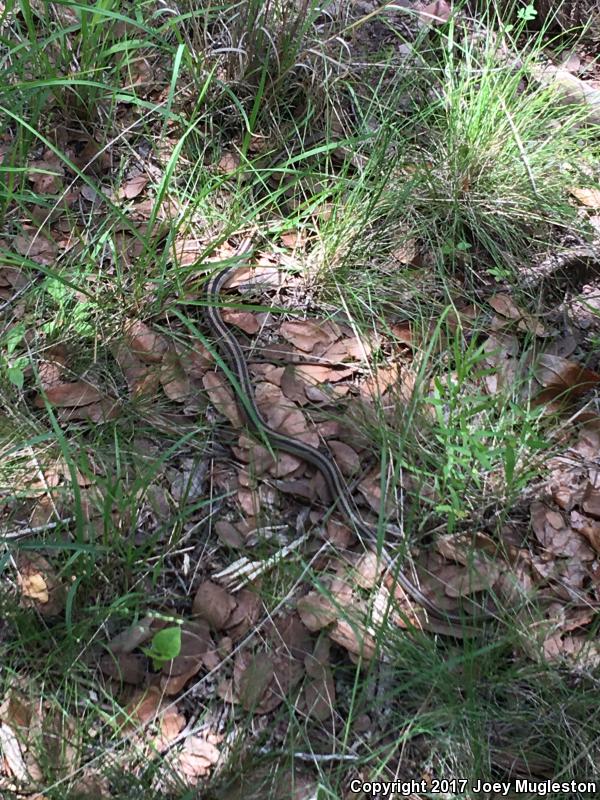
3, 321, 28, 389
142, 625, 182, 670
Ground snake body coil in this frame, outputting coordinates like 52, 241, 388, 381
206, 260, 490, 631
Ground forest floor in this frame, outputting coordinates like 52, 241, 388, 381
1, 2, 600, 798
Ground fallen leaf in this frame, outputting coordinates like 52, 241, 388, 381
294, 363, 354, 385
99, 652, 147, 684
303, 639, 335, 721
234, 651, 274, 711
109, 615, 155, 653
531, 501, 595, 559
57, 397, 121, 422
160, 352, 190, 401
33, 380, 103, 408
329, 613, 376, 660
296, 592, 338, 632
123, 686, 162, 729
279, 319, 339, 353
177, 734, 221, 782
203, 371, 243, 427
124, 319, 168, 364
38, 345, 68, 389
281, 365, 310, 405
582, 484, 600, 519
328, 440, 360, 476
217, 151, 240, 173
222, 309, 260, 334
14, 229, 56, 264
119, 174, 148, 199
224, 589, 262, 640
488, 293, 547, 336
16, 553, 65, 616
533, 353, 600, 403
154, 707, 186, 751
0, 722, 28, 782
569, 186, 600, 208
28, 159, 63, 194
417, 0, 453, 25
360, 364, 400, 399
214, 519, 245, 548
192, 581, 237, 629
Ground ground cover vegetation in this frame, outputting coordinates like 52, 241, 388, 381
0, 0, 600, 797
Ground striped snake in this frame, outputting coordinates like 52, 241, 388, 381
206, 253, 492, 633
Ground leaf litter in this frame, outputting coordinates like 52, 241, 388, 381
3, 39, 600, 793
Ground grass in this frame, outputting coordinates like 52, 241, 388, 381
1, 0, 600, 797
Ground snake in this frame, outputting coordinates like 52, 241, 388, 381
205, 255, 494, 632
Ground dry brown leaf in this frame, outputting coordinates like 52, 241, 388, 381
57, 397, 121, 423
214, 519, 245, 548
392, 238, 418, 264
488, 293, 547, 336
351, 551, 383, 590
34, 380, 103, 408
570, 510, 600, 552
177, 734, 221, 782
280, 231, 301, 248
160, 352, 190, 402
0, 722, 28, 782
225, 589, 262, 640
28, 159, 63, 194
223, 265, 283, 289
124, 686, 163, 729
69, 774, 111, 800
221, 309, 260, 335
251, 363, 284, 386
329, 614, 376, 660
296, 592, 337, 631
182, 341, 213, 377
323, 518, 355, 548
294, 363, 354, 385
276, 476, 318, 502
533, 354, 600, 402
234, 651, 274, 711
279, 319, 339, 353
203, 371, 242, 427
217, 151, 240, 173
582, 484, 600, 519
280, 365, 309, 405
569, 186, 600, 208
417, 0, 453, 24
0, 691, 32, 731
360, 364, 400, 399
441, 561, 501, 598
155, 707, 186, 751
16, 553, 65, 616
328, 440, 360, 476
124, 320, 168, 364
173, 237, 204, 267
531, 502, 595, 559
192, 581, 237, 629
99, 652, 147, 685
357, 469, 396, 516
119, 175, 148, 199
112, 340, 160, 398
265, 613, 313, 660
14, 229, 56, 264
38, 345, 68, 389
303, 640, 335, 721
